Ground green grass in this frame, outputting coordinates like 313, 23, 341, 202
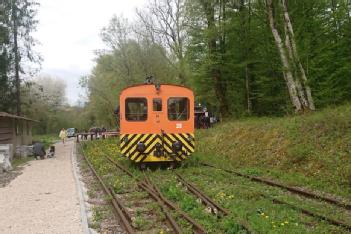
196, 104, 351, 198
11, 157, 33, 167
33, 134, 60, 148
79, 105, 351, 233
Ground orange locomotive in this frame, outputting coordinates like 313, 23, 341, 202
119, 83, 195, 164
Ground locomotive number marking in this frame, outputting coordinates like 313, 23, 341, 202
176, 123, 182, 129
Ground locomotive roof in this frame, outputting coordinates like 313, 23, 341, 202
120, 83, 193, 93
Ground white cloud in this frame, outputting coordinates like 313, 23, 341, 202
33, 0, 148, 105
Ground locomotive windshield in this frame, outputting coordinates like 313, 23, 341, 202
125, 98, 147, 121
168, 97, 189, 121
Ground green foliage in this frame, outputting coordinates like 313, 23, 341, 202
81, 135, 350, 233
21, 76, 90, 134
0, 0, 40, 113
197, 103, 351, 197
83, 15, 177, 127
79, 0, 351, 123
32, 134, 59, 148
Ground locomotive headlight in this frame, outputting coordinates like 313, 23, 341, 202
172, 141, 182, 152
136, 142, 146, 152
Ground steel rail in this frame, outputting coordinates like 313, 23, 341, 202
175, 172, 229, 217
141, 176, 207, 234
201, 162, 351, 211
109, 187, 132, 222
261, 194, 351, 231
104, 155, 207, 233
138, 180, 183, 234
104, 154, 185, 233
80, 146, 135, 234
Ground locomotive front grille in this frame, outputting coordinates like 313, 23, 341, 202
120, 133, 195, 162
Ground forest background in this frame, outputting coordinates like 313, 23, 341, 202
1, 0, 350, 133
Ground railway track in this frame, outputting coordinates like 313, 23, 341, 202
81, 146, 182, 233
175, 172, 229, 217
104, 155, 255, 233
200, 162, 351, 211
80, 140, 351, 233
80, 146, 135, 233
104, 155, 207, 233
200, 162, 351, 231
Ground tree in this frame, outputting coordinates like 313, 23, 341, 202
85, 15, 175, 127
8, 0, 39, 115
266, 0, 315, 112
0, 0, 13, 112
22, 75, 68, 134
136, 0, 188, 84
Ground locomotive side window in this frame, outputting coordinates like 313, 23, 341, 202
125, 98, 148, 121
168, 97, 189, 121
153, 98, 162, 111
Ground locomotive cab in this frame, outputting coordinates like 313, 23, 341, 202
119, 84, 195, 163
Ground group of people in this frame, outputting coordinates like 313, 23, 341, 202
31, 128, 67, 160
32, 142, 55, 160
195, 105, 219, 129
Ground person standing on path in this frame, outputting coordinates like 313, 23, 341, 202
59, 128, 67, 144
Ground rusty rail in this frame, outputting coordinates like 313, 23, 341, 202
141, 176, 207, 234
80, 146, 135, 234
138, 179, 182, 234
261, 194, 351, 231
105, 155, 207, 233
175, 172, 229, 217
201, 162, 351, 211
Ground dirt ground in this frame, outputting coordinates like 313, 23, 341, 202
0, 139, 84, 233
0, 164, 26, 188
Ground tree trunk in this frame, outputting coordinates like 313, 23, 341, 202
245, 65, 252, 114
283, 19, 309, 109
203, 0, 230, 117
281, 0, 315, 110
12, 0, 21, 116
266, 0, 302, 112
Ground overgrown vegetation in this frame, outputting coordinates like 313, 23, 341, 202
196, 103, 351, 197
80, 110, 351, 233
32, 134, 59, 148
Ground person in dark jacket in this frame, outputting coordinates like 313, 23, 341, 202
33, 142, 46, 160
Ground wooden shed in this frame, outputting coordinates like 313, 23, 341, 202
0, 112, 38, 158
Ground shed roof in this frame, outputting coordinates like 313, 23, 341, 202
0, 112, 39, 122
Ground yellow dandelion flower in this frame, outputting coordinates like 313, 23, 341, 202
273, 225, 276, 228
265, 216, 269, 219
281, 223, 285, 226
260, 213, 265, 216
284, 221, 289, 224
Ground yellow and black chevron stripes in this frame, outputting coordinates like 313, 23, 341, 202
120, 133, 195, 162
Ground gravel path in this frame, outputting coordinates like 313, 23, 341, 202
0, 139, 84, 234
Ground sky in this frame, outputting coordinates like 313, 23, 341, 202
33, 0, 147, 105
